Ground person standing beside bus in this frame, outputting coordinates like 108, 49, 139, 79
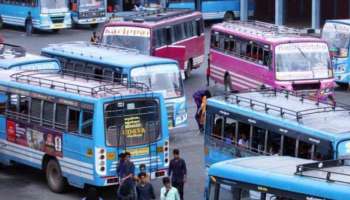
193, 90, 211, 133
25, 11, 32, 36
117, 152, 136, 199
168, 149, 187, 200
136, 172, 156, 200
160, 177, 180, 200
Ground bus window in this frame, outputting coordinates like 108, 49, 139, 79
184, 21, 194, 38
43, 101, 54, 128
74, 61, 85, 72
8, 94, 18, 113
94, 67, 103, 79
173, 24, 185, 42
283, 135, 296, 157
103, 68, 114, 81
251, 127, 266, 153
246, 43, 252, 58
68, 108, 80, 133
263, 50, 272, 69
213, 115, 224, 139
252, 45, 258, 60
85, 64, 94, 78
0, 93, 6, 115
82, 110, 93, 136
30, 98, 42, 124
257, 48, 264, 64
211, 32, 219, 49
298, 140, 312, 159
223, 117, 236, 143
267, 131, 281, 155
238, 122, 250, 147
224, 38, 230, 52
314, 143, 333, 161
55, 104, 67, 131
64, 60, 75, 72
19, 96, 29, 115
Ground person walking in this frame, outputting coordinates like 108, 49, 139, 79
193, 90, 211, 133
117, 152, 136, 200
136, 172, 156, 200
168, 149, 187, 200
160, 177, 180, 200
25, 11, 33, 36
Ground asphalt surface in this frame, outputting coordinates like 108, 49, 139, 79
0, 23, 349, 200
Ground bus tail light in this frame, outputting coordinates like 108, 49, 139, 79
95, 147, 107, 176
164, 140, 169, 167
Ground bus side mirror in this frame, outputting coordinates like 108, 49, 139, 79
166, 27, 172, 46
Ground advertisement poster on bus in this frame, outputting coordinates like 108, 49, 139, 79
7, 120, 63, 157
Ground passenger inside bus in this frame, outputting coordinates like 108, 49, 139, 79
238, 133, 248, 147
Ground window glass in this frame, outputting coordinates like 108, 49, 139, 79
43, 101, 54, 127
223, 117, 236, 143
314, 143, 333, 160
184, 21, 194, 38
218, 183, 234, 200
211, 32, 219, 49
82, 110, 93, 136
251, 127, 266, 153
64, 60, 75, 73
241, 189, 261, 200
0, 92, 6, 115
298, 140, 312, 159
212, 115, 223, 139
55, 104, 67, 130
103, 68, 114, 81
237, 122, 250, 147
283, 135, 296, 157
18, 95, 29, 120
8, 94, 18, 112
30, 98, 42, 123
68, 109, 80, 133
74, 62, 85, 72
267, 131, 281, 155
173, 24, 185, 42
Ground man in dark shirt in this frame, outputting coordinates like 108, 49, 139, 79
117, 152, 136, 199
168, 149, 187, 200
136, 172, 155, 200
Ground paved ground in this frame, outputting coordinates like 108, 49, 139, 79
0, 23, 349, 200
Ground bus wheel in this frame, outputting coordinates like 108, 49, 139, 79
90, 23, 98, 29
46, 159, 67, 193
224, 74, 232, 92
185, 59, 193, 79
224, 11, 235, 21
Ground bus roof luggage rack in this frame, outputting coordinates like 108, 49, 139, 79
122, 8, 194, 22
295, 159, 350, 184
223, 89, 350, 122
0, 43, 26, 59
10, 69, 150, 97
222, 20, 310, 38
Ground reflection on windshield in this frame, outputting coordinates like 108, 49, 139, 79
131, 64, 184, 99
79, 0, 104, 7
41, 0, 68, 10
322, 22, 350, 57
103, 26, 151, 55
276, 43, 332, 81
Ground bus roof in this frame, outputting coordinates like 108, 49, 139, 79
0, 43, 57, 69
325, 19, 350, 26
41, 42, 177, 69
107, 9, 202, 28
207, 91, 350, 140
212, 21, 322, 44
209, 156, 350, 199
0, 69, 153, 102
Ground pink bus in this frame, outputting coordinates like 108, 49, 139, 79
102, 9, 205, 79
209, 21, 335, 99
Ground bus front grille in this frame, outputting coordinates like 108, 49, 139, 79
292, 82, 321, 91
51, 16, 64, 24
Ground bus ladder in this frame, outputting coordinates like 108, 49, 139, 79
147, 122, 159, 176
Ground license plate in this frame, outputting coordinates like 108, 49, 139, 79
126, 147, 149, 156
52, 23, 64, 29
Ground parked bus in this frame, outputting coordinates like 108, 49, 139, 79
102, 9, 205, 79
0, 67, 170, 192
322, 19, 350, 88
0, 43, 60, 71
41, 42, 187, 129
207, 156, 350, 200
204, 90, 350, 167
0, 0, 71, 31
167, 0, 255, 20
209, 21, 334, 100
68, 0, 107, 27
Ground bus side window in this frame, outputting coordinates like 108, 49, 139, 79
43, 101, 54, 128
237, 122, 250, 147
184, 21, 194, 38
74, 61, 85, 73
267, 131, 282, 155
166, 27, 172, 45
0, 92, 7, 115
103, 68, 114, 81
246, 43, 252, 58
55, 104, 67, 131
212, 115, 224, 139
219, 33, 225, 51
251, 126, 266, 153
196, 19, 204, 36
223, 117, 236, 143
64, 60, 75, 73
263, 50, 272, 69
85, 64, 94, 79
19, 95, 29, 120
94, 67, 103, 79
30, 98, 42, 124
257, 48, 264, 65
297, 140, 313, 159
81, 110, 93, 136
283, 135, 296, 157
8, 94, 18, 113
211, 32, 219, 49
314, 143, 333, 160
68, 108, 80, 133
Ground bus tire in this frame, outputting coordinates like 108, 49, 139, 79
185, 59, 193, 79
224, 11, 235, 21
90, 23, 98, 29
224, 73, 232, 92
45, 159, 67, 193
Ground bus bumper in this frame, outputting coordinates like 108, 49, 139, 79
73, 17, 107, 25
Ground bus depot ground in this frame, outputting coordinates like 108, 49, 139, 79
0, 24, 350, 200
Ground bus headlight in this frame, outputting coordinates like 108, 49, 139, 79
95, 147, 107, 176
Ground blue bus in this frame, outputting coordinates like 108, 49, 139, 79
0, 68, 170, 192
207, 156, 350, 200
68, 0, 107, 27
322, 19, 350, 88
41, 42, 187, 129
167, 0, 255, 20
0, 0, 71, 31
0, 43, 60, 70
204, 90, 350, 167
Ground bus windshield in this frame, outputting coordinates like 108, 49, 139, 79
41, 0, 68, 12
130, 64, 184, 99
105, 99, 160, 147
79, 0, 104, 8
322, 22, 350, 58
103, 26, 151, 55
275, 43, 332, 81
